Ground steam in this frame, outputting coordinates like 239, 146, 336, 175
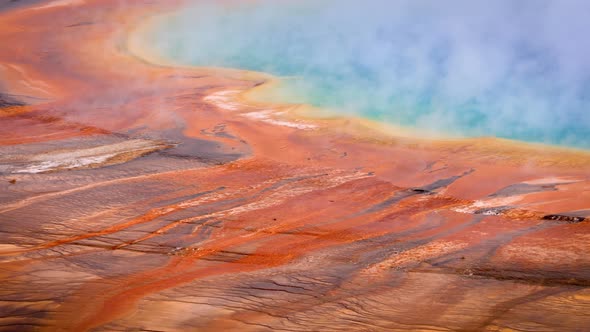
145, 0, 590, 149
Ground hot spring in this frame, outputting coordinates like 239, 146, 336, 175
142, 0, 590, 149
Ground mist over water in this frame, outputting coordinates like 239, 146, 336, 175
146, 0, 590, 149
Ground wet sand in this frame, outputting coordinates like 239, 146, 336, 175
1, 1, 590, 331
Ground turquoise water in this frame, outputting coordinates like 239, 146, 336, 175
147, 0, 590, 149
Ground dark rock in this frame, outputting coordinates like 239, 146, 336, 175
542, 214, 586, 223
410, 188, 431, 194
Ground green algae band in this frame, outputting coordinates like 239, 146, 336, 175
147, 0, 590, 149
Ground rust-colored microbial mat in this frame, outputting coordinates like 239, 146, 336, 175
1, 1, 590, 331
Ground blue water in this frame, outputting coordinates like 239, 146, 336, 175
146, 0, 590, 149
